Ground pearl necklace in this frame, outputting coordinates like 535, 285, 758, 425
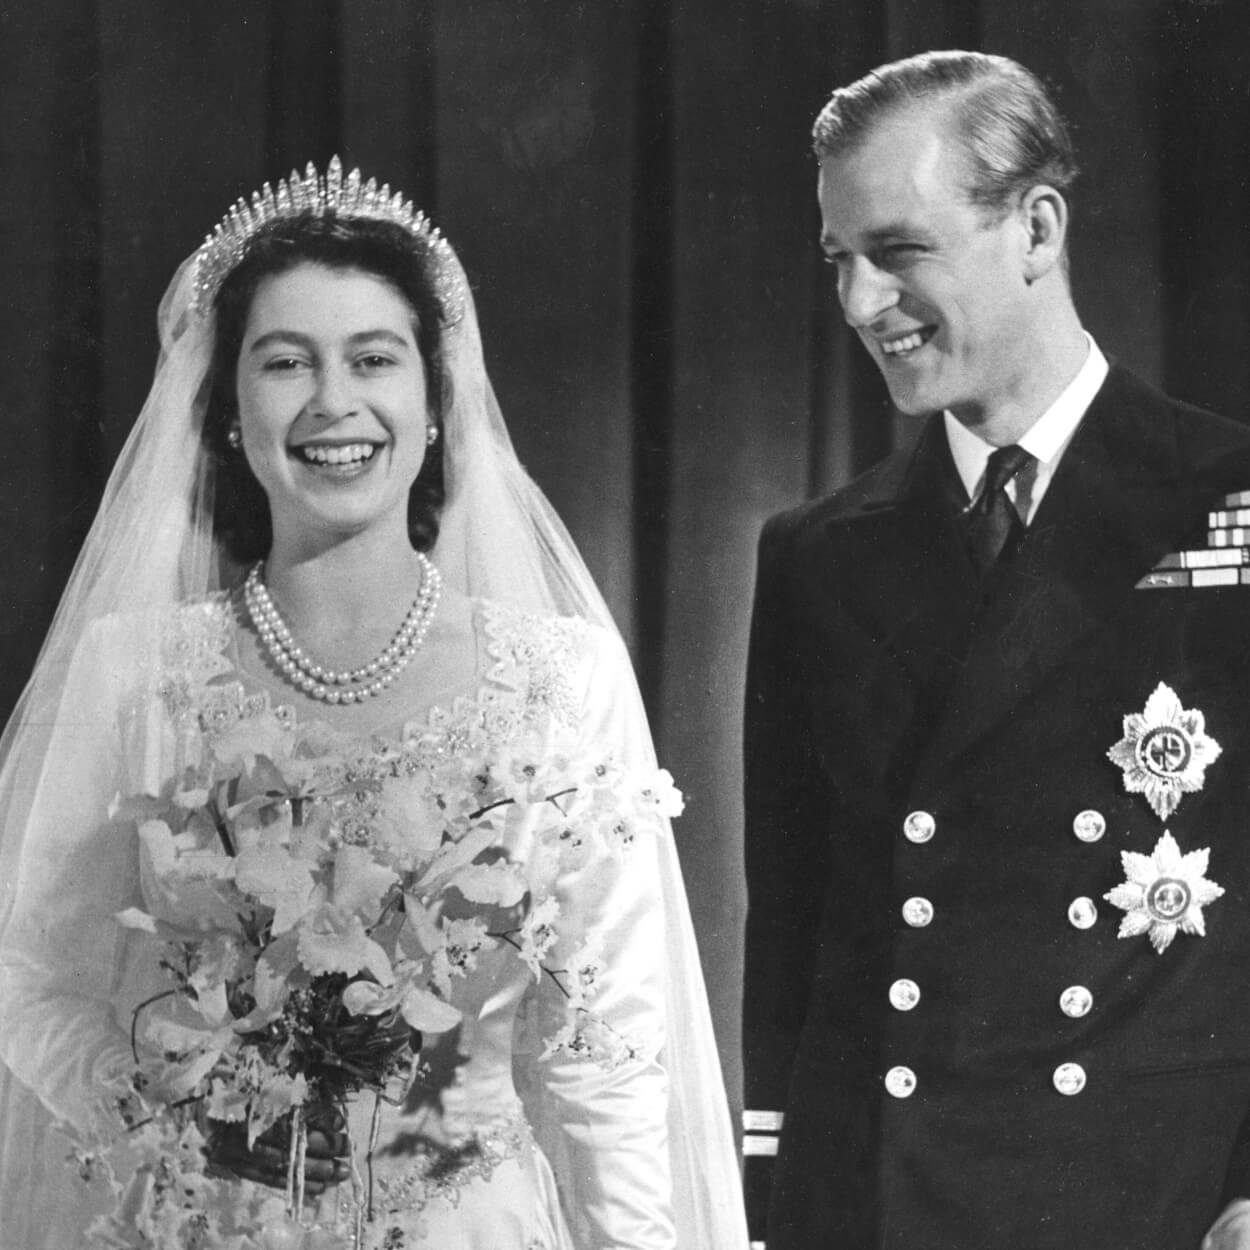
244, 554, 442, 704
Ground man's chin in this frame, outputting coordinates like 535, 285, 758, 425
872, 361, 936, 415
882, 385, 940, 418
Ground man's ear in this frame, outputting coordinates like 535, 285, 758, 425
1019, 184, 1068, 283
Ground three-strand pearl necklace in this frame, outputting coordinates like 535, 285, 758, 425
244, 554, 442, 704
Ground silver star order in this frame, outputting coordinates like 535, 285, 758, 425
1103, 830, 1224, 954
1106, 682, 1221, 820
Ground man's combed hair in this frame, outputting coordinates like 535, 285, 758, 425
812, 50, 1078, 218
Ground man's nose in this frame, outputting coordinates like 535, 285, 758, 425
840, 258, 898, 329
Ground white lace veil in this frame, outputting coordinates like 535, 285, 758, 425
0, 169, 746, 1248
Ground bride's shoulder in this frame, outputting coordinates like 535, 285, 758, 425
471, 597, 630, 704
472, 596, 623, 668
84, 590, 231, 638
158, 591, 235, 643
79, 592, 235, 683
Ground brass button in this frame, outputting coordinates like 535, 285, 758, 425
903, 811, 936, 844
1073, 810, 1107, 843
902, 897, 934, 928
884, 1066, 917, 1098
889, 979, 921, 1011
1059, 986, 1093, 1018
1067, 897, 1098, 930
1052, 1062, 1087, 1096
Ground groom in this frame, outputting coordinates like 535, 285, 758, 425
743, 50, 1250, 1250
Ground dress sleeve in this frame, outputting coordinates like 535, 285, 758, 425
0, 616, 150, 1135
521, 624, 677, 1250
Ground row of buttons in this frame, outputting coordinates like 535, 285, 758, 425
901, 895, 1097, 930
901, 813, 1105, 936
884, 1062, 1088, 1100
892, 812, 935, 1100
891, 812, 934, 1101
1056, 812, 1099, 1096
886, 979, 1091, 1018
904, 807, 1107, 846
890, 810, 1101, 1101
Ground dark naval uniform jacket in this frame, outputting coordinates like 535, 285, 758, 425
742, 364, 1250, 1249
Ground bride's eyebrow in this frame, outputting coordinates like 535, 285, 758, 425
246, 330, 314, 353
246, 329, 412, 352
345, 330, 411, 349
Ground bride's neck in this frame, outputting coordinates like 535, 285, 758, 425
262, 522, 426, 638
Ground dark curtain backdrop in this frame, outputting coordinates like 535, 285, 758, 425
2, 0, 1249, 1132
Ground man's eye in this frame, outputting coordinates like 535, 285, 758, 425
263, 356, 306, 372
882, 244, 923, 262
356, 354, 395, 369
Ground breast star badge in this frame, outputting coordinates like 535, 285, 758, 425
1107, 682, 1221, 820
1103, 830, 1224, 954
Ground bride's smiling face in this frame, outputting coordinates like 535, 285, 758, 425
235, 263, 429, 545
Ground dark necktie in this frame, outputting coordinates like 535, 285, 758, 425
966, 444, 1033, 574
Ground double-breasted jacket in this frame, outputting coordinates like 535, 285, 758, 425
743, 366, 1250, 1249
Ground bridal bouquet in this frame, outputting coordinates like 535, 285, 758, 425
73, 687, 682, 1249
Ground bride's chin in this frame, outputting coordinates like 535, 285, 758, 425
273, 501, 412, 551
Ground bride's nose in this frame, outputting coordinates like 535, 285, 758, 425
309, 363, 359, 419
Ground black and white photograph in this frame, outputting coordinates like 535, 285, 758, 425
0, 3, 1248, 1248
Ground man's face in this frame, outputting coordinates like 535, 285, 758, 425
818, 106, 1034, 424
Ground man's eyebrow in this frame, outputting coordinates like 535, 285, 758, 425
820, 223, 936, 253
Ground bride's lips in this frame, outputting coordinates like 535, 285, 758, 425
290, 440, 383, 473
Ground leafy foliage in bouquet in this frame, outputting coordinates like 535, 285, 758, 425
77, 687, 682, 1247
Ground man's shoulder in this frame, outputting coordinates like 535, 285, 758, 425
1095, 363, 1250, 490
761, 448, 916, 548
1103, 363, 1250, 449
1164, 389, 1250, 475
759, 368, 1250, 556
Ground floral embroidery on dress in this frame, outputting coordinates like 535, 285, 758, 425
369, 1104, 534, 1222
479, 600, 586, 732
155, 595, 236, 727
77, 596, 683, 1248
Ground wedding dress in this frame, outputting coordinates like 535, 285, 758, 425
0, 162, 746, 1250
2, 589, 676, 1249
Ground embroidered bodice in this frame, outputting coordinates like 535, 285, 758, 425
2, 594, 679, 1250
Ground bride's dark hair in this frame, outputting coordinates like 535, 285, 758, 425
203, 213, 451, 564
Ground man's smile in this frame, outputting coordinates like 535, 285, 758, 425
877, 327, 937, 358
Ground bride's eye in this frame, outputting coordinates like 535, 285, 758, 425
262, 355, 307, 373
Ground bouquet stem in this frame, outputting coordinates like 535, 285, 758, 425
286, 1104, 307, 1216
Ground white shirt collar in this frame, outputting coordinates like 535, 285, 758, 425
944, 334, 1109, 517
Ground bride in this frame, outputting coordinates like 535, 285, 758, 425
0, 160, 745, 1249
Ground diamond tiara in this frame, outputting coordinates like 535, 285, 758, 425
190, 156, 466, 324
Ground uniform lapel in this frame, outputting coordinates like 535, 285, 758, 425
813, 419, 980, 799
912, 367, 1189, 789
865, 420, 979, 697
